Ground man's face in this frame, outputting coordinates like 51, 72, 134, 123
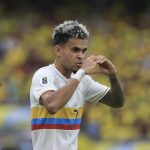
58, 38, 88, 72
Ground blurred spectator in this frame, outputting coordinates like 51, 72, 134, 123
20, 48, 47, 74
83, 120, 101, 141
134, 118, 150, 140
0, 35, 20, 59
5, 76, 19, 103
81, 102, 101, 141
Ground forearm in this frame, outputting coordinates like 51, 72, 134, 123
47, 79, 79, 112
41, 78, 79, 114
40, 69, 86, 114
109, 74, 125, 107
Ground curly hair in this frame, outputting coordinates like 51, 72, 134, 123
52, 20, 89, 45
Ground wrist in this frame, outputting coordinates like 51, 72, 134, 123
72, 69, 85, 81
82, 68, 91, 75
109, 73, 117, 80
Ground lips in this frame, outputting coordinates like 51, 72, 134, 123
76, 63, 83, 67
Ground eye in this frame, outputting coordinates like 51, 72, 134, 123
71, 47, 87, 54
71, 47, 81, 53
82, 48, 87, 54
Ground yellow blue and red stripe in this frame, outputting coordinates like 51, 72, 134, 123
31, 107, 83, 131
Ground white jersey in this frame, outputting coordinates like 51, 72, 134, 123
30, 64, 110, 150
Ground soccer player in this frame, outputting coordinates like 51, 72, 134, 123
30, 20, 125, 150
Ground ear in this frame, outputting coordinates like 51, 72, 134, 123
54, 45, 62, 57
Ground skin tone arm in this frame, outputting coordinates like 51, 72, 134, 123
40, 55, 99, 114
40, 55, 125, 114
40, 79, 80, 114
91, 55, 125, 108
100, 74, 125, 108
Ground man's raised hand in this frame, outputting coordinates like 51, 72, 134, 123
81, 55, 117, 76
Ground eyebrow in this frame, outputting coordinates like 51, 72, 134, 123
71, 47, 87, 51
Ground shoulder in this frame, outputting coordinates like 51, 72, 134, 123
82, 75, 93, 83
33, 65, 53, 77
31, 65, 57, 89
31, 65, 55, 82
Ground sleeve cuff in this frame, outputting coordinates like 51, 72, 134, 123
33, 87, 56, 101
87, 87, 110, 104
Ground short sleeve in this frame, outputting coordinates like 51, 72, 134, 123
84, 75, 110, 104
30, 67, 57, 103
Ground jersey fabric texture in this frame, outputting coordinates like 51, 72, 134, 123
30, 64, 110, 150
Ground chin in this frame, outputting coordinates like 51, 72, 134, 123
72, 65, 81, 73
73, 70, 77, 74
72, 68, 79, 73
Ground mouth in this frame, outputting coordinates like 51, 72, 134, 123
76, 63, 83, 67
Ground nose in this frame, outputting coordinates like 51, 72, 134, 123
77, 51, 84, 59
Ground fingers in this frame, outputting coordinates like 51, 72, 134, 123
96, 55, 108, 64
86, 55, 108, 64
97, 55, 117, 74
85, 55, 117, 75
86, 55, 110, 63
86, 55, 97, 62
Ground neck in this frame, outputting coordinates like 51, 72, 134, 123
54, 61, 72, 78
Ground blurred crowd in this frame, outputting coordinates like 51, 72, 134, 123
0, 12, 150, 149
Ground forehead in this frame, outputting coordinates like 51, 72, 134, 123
63, 38, 88, 48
